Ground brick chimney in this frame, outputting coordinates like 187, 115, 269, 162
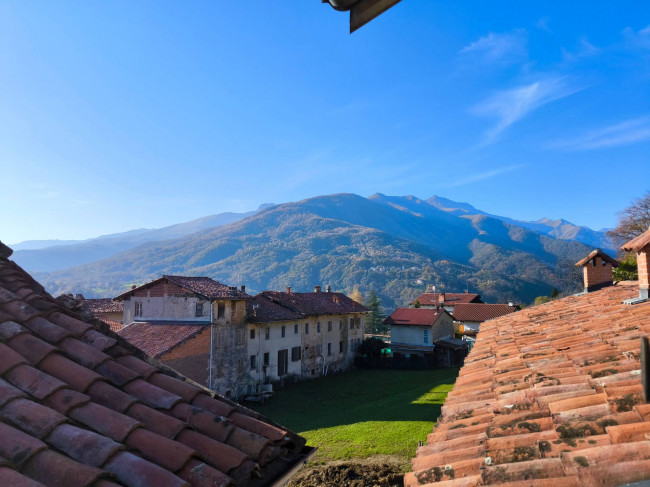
314, 285, 321, 293
622, 228, 650, 301
286, 286, 291, 294
439, 292, 445, 304
240, 285, 245, 293
575, 249, 619, 293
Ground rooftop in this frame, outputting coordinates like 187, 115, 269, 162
117, 322, 209, 359
115, 275, 251, 301
258, 290, 368, 317
384, 307, 447, 327
79, 298, 124, 314
406, 281, 650, 487
452, 303, 520, 323
0, 241, 309, 487
411, 292, 482, 307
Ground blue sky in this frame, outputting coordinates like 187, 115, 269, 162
1, 1, 649, 244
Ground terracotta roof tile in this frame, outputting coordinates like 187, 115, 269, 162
79, 298, 123, 314
575, 248, 619, 267
115, 275, 251, 301
452, 303, 520, 322
0, 241, 311, 486
621, 227, 650, 252
409, 282, 650, 485
117, 321, 208, 358
384, 307, 448, 326
258, 290, 368, 317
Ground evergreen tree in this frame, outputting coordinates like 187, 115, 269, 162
550, 288, 559, 299
366, 290, 387, 334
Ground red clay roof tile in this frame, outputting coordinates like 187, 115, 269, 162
126, 402, 187, 439
0, 467, 46, 487
411, 292, 482, 306
124, 427, 195, 472
118, 322, 207, 359
21, 449, 105, 487
452, 303, 520, 322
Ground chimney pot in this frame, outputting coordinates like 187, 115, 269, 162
314, 285, 321, 293
75, 294, 84, 301
576, 249, 618, 293
621, 228, 650, 301
508, 301, 514, 307
240, 285, 245, 292
131, 285, 136, 290
326, 285, 331, 293
286, 286, 291, 294
439, 293, 445, 303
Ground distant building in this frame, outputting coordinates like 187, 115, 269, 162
67, 294, 124, 331
452, 302, 520, 338
411, 290, 483, 313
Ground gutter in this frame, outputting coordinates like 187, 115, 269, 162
270, 446, 318, 487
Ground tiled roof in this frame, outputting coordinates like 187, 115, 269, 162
384, 308, 446, 327
406, 282, 650, 487
575, 249, 619, 267
118, 322, 208, 358
622, 227, 650, 252
115, 276, 251, 301
101, 318, 123, 334
452, 303, 520, 323
0, 241, 309, 487
258, 291, 368, 317
411, 292, 482, 306
246, 296, 303, 324
80, 298, 124, 314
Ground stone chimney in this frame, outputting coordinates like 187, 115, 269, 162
622, 228, 650, 302
314, 285, 321, 293
326, 285, 331, 293
286, 286, 291, 294
240, 285, 245, 293
575, 249, 619, 293
439, 292, 445, 304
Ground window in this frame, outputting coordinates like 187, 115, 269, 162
281, 325, 286, 338
328, 321, 332, 332
317, 322, 321, 333
316, 344, 322, 355
217, 303, 225, 319
265, 327, 270, 340
236, 325, 245, 345
250, 355, 257, 370
231, 301, 236, 313
134, 302, 142, 317
327, 343, 332, 356
263, 352, 269, 366
423, 329, 429, 344
278, 350, 288, 376
294, 324, 299, 334
250, 328, 255, 340
349, 318, 354, 329
291, 346, 301, 362
339, 320, 343, 330
237, 359, 244, 374
195, 302, 203, 317
339, 341, 343, 353
305, 323, 309, 334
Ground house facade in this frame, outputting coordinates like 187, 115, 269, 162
246, 286, 367, 385
411, 290, 483, 313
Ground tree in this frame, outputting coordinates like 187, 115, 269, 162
348, 285, 364, 305
413, 299, 421, 308
550, 288, 559, 299
607, 192, 650, 245
365, 290, 387, 334
613, 253, 639, 282
357, 337, 387, 358
534, 296, 551, 306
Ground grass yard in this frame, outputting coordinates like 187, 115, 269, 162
256, 368, 458, 467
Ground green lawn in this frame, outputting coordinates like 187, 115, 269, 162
256, 368, 458, 466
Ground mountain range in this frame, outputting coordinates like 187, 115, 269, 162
15, 193, 612, 309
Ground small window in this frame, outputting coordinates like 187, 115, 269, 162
317, 322, 321, 333
592, 258, 597, 267
291, 346, 301, 362
328, 321, 332, 332
294, 324, 299, 334
250, 355, 256, 370
305, 323, 309, 334
263, 352, 269, 366
217, 303, 225, 319
250, 328, 255, 340
195, 302, 203, 317
339, 341, 343, 353
281, 325, 286, 338
349, 318, 354, 329
134, 302, 142, 317
423, 329, 429, 344
265, 327, 270, 340
327, 343, 332, 356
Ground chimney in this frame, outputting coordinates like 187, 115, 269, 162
465, 289, 469, 294
508, 301, 514, 307
622, 228, 650, 302
286, 286, 291, 294
131, 285, 136, 290
314, 285, 321, 293
575, 249, 618, 293
439, 292, 445, 304
326, 285, 331, 293
240, 285, 245, 292
75, 294, 84, 301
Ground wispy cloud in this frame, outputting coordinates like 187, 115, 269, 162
550, 117, 650, 150
460, 29, 527, 64
562, 38, 600, 62
623, 24, 650, 50
472, 77, 582, 143
444, 164, 526, 188
536, 17, 551, 33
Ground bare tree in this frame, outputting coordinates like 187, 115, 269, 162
607, 192, 650, 245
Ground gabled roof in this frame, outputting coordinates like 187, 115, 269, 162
452, 303, 520, 323
80, 298, 124, 314
575, 248, 620, 267
246, 295, 303, 324
118, 322, 208, 358
115, 275, 251, 301
0, 241, 309, 486
621, 227, 650, 252
411, 292, 482, 307
258, 290, 368, 317
406, 282, 650, 487
384, 307, 448, 327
